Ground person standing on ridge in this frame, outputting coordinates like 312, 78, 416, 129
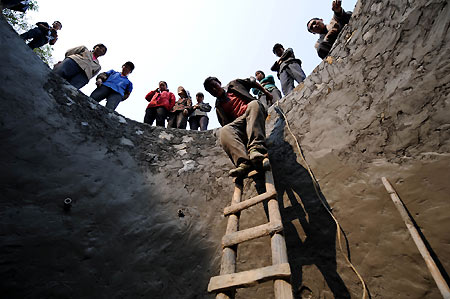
53, 44, 107, 89
20, 21, 61, 49
271, 43, 306, 96
90, 61, 134, 111
168, 86, 192, 129
307, 0, 352, 59
252, 70, 282, 109
189, 92, 211, 131
144, 81, 176, 127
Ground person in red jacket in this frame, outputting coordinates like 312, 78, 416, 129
144, 81, 176, 127
204, 76, 273, 177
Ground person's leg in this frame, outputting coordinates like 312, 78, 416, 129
53, 58, 88, 89
288, 62, 306, 84
20, 27, 41, 40
244, 100, 267, 157
189, 116, 200, 130
68, 72, 89, 89
279, 69, 294, 96
155, 107, 168, 127
271, 87, 282, 103
144, 107, 156, 125
53, 58, 77, 80
167, 112, 177, 128
220, 118, 249, 167
105, 92, 123, 111
199, 116, 209, 131
177, 113, 188, 129
90, 85, 111, 102
258, 94, 269, 110
27, 36, 47, 49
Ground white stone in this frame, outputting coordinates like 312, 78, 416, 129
120, 137, 134, 147
81, 122, 89, 126
135, 130, 144, 135
66, 97, 75, 106
108, 113, 127, 124
182, 136, 194, 143
117, 116, 127, 124
174, 143, 187, 150
159, 132, 174, 140
177, 149, 187, 156
88, 102, 97, 110
178, 160, 195, 175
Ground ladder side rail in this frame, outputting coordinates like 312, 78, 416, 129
265, 170, 294, 299
217, 181, 243, 299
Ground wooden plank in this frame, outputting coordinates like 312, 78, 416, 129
382, 177, 450, 299
247, 158, 271, 177
224, 190, 277, 216
208, 263, 291, 293
222, 221, 283, 247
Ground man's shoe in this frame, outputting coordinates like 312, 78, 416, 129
249, 150, 265, 164
229, 162, 252, 177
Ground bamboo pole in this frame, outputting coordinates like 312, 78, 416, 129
381, 177, 450, 299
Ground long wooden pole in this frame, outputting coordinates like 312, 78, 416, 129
266, 170, 293, 299
216, 180, 243, 299
381, 177, 450, 299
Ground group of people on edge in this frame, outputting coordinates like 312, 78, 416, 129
8, 0, 352, 176
143, 82, 212, 131
206, 0, 352, 178
51, 43, 135, 113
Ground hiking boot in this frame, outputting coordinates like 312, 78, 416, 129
249, 150, 265, 164
229, 162, 252, 177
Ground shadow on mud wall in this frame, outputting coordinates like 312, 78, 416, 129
267, 115, 351, 299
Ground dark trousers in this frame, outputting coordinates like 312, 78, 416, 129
90, 85, 123, 111
167, 111, 188, 129
219, 100, 267, 166
3, 0, 29, 12
53, 58, 89, 89
280, 62, 306, 96
189, 115, 209, 131
144, 107, 168, 127
20, 27, 47, 49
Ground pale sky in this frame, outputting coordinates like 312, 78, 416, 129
25, 0, 357, 129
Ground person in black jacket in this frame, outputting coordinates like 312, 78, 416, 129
1, 0, 30, 12
271, 44, 306, 96
188, 92, 211, 131
20, 20, 62, 49
307, 0, 352, 59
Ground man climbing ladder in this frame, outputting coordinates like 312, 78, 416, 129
203, 76, 273, 178
204, 75, 292, 297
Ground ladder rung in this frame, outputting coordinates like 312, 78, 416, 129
224, 190, 277, 216
208, 263, 291, 293
222, 221, 283, 247
246, 159, 271, 178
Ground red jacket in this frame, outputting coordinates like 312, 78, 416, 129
145, 89, 176, 111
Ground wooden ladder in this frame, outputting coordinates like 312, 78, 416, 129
208, 158, 293, 299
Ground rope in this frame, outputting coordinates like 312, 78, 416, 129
274, 100, 369, 299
